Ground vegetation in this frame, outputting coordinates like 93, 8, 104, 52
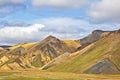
47, 31, 120, 74
31, 54, 43, 67
0, 30, 120, 79
9, 42, 36, 50
63, 40, 81, 49
0, 70, 120, 80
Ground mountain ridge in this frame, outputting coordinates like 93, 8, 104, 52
0, 35, 80, 70
44, 29, 120, 74
0, 29, 120, 74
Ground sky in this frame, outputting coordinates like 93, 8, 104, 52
0, 0, 120, 45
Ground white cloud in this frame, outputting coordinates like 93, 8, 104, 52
39, 17, 89, 34
36, 17, 120, 39
0, 24, 45, 44
0, 17, 120, 45
32, 0, 89, 9
88, 0, 120, 23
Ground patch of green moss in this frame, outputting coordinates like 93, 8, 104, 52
31, 54, 43, 67
2, 76, 86, 80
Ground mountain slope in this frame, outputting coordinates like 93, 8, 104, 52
45, 29, 120, 74
9, 42, 36, 50
27, 35, 80, 65
77, 30, 111, 45
63, 40, 81, 49
0, 35, 80, 70
0, 29, 120, 74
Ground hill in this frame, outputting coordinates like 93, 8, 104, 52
0, 45, 12, 49
43, 29, 120, 74
0, 47, 3, 52
0, 29, 120, 75
9, 42, 36, 50
0, 35, 80, 70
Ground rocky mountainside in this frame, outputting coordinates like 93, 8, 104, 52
43, 29, 120, 74
77, 30, 111, 45
0, 29, 120, 74
76, 30, 112, 51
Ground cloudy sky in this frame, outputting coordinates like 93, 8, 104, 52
0, 0, 120, 45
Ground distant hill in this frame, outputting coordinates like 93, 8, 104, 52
0, 45, 12, 49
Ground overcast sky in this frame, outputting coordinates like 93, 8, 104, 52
0, 0, 120, 45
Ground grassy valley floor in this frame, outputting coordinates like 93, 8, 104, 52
0, 69, 120, 80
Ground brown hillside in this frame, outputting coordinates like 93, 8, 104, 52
0, 35, 80, 70
45, 29, 120, 74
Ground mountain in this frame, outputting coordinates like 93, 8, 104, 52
0, 35, 80, 70
43, 29, 120, 74
0, 29, 120, 74
77, 30, 112, 45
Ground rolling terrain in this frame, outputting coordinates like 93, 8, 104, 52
45, 29, 120, 74
0, 29, 120, 80
0, 35, 80, 70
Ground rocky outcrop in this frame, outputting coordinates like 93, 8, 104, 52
78, 30, 112, 45
84, 60, 120, 74
79, 30, 104, 45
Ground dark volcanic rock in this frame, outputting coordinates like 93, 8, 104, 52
80, 30, 104, 45
84, 60, 120, 74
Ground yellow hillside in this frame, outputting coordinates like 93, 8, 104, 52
9, 42, 36, 50
0, 47, 3, 51
63, 40, 81, 49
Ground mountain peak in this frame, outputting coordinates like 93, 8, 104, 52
44, 35, 59, 41
92, 30, 104, 34
47, 35, 56, 38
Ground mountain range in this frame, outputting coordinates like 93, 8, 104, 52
0, 29, 120, 74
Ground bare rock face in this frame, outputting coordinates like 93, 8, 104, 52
84, 60, 120, 74
80, 30, 104, 45
79, 29, 120, 46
